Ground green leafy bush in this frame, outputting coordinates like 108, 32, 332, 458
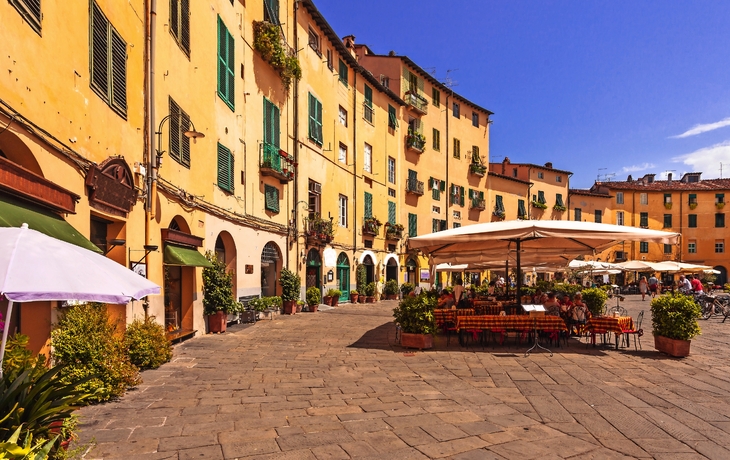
363, 282, 376, 297
383, 280, 399, 296
252, 20, 302, 91
1, 334, 47, 384
581, 288, 608, 318
326, 289, 341, 298
51, 303, 140, 403
0, 425, 57, 460
123, 317, 172, 370
651, 293, 701, 341
552, 283, 582, 298
392, 293, 436, 334
399, 283, 415, 296
356, 265, 367, 292
202, 251, 236, 314
306, 287, 321, 307
279, 268, 301, 302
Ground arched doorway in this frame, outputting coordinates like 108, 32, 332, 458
362, 255, 375, 285
386, 257, 398, 282
306, 249, 321, 291
714, 265, 727, 287
215, 231, 237, 297
405, 258, 418, 284
163, 216, 192, 333
336, 252, 350, 301
261, 242, 282, 297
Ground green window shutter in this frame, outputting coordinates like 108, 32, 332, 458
689, 193, 696, 203
440, 180, 446, 192
364, 192, 373, 218
388, 201, 396, 224
440, 220, 447, 231
217, 143, 234, 192
538, 190, 546, 204
388, 104, 398, 129
453, 138, 460, 158
717, 193, 725, 203
308, 93, 323, 145
432, 87, 440, 107
688, 214, 697, 227
432, 128, 440, 150
338, 59, 348, 86
408, 169, 417, 181
640, 212, 648, 227
479, 191, 484, 201
217, 16, 234, 110
428, 177, 434, 189
264, 184, 280, 212
460, 186, 465, 206
432, 218, 439, 233
364, 84, 372, 107
408, 213, 417, 237
640, 242, 648, 253
263, 97, 280, 147
496, 195, 504, 212
556, 193, 563, 206
518, 199, 526, 218
264, 0, 279, 24
664, 193, 671, 203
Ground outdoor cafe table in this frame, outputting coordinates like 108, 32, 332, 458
433, 308, 475, 327
586, 316, 634, 350
455, 315, 568, 346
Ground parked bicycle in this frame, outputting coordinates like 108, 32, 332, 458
696, 293, 728, 320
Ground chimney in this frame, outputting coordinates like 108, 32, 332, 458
501, 157, 510, 175
342, 35, 355, 49
627, 175, 633, 182
667, 172, 672, 182
544, 162, 553, 169
388, 50, 396, 56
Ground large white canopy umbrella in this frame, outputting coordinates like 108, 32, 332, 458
616, 260, 679, 272
0, 224, 161, 377
409, 220, 680, 302
568, 259, 623, 270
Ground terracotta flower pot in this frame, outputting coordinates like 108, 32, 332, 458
400, 332, 433, 350
323, 295, 333, 306
358, 296, 366, 304
654, 335, 691, 357
283, 300, 296, 315
207, 311, 227, 333
332, 295, 340, 306
350, 294, 358, 303
308, 304, 318, 312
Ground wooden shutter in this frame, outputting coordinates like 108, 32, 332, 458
364, 85, 372, 107
263, 98, 280, 148
408, 213, 417, 237
226, 26, 235, 106
180, 0, 190, 53
170, 0, 179, 42
90, 3, 108, 96
264, 0, 279, 24
556, 193, 563, 206
518, 199, 526, 217
388, 201, 396, 224
388, 105, 397, 129
496, 195, 504, 212
339, 59, 348, 86
440, 180, 446, 192
217, 16, 234, 108
264, 184, 279, 212
364, 192, 373, 218
460, 187, 465, 206
180, 109, 191, 167
169, 98, 180, 163
110, 28, 127, 115
217, 143, 233, 192
538, 190, 546, 204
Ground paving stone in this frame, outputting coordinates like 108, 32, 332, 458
158, 435, 219, 452
220, 438, 281, 458
415, 436, 489, 458
177, 445, 224, 460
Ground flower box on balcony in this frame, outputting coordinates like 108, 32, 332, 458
406, 133, 426, 153
470, 199, 486, 211
384, 223, 404, 240
362, 217, 382, 236
531, 201, 548, 210
716, 202, 725, 209
469, 163, 487, 176
305, 215, 335, 245
553, 205, 567, 212
493, 210, 505, 219
664, 202, 673, 210
404, 91, 428, 115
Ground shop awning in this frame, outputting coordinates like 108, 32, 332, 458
164, 244, 213, 268
0, 194, 102, 254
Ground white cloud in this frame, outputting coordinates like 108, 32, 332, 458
671, 117, 730, 138
671, 141, 730, 177
621, 163, 655, 173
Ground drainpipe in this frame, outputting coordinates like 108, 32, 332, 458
143, 0, 157, 319
567, 172, 573, 221
678, 191, 683, 262
353, 71, 358, 256
444, 92, 449, 228
291, 1, 300, 272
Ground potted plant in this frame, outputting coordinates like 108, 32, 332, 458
383, 280, 399, 300
581, 287, 608, 318
400, 282, 415, 297
202, 251, 237, 333
364, 282, 376, 302
306, 286, 321, 312
326, 288, 341, 306
322, 290, 333, 306
392, 292, 437, 349
296, 300, 304, 313
279, 268, 301, 315
651, 293, 701, 357
350, 290, 359, 303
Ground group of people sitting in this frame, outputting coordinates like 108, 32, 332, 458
540, 291, 590, 334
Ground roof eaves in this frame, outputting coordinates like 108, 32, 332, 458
488, 171, 530, 185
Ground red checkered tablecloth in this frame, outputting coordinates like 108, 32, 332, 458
433, 309, 475, 326
586, 316, 634, 335
455, 315, 568, 332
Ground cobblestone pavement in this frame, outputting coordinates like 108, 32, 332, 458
76, 295, 730, 459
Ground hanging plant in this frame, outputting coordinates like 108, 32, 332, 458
553, 205, 567, 212
253, 21, 302, 91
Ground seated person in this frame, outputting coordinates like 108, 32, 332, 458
571, 293, 589, 324
437, 291, 455, 309
543, 292, 561, 316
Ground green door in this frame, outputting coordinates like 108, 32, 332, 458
337, 252, 350, 301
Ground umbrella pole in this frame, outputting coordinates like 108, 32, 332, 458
0, 300, 14, 380
516, 240, 522, 306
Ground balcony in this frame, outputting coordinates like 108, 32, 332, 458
404, 91, 428, 115
384, 222, 404, 241
470, 198, 486, 211
406, 133, 426, 153
362, 217, 382, 237
469, 163, 487, 177
304, 215, 334, 246
406, 178, 424, 195
260, 143, 295, 183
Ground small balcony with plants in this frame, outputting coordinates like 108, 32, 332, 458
384, 222, 404, 240
253, 20, 302, 91
469, 162, 487, 176
260, 143, 295, 183
404, 91, 428, 115
406, 178, 424, 195
304, 214, 334, 245
406, 129, 426, 153
470, 197, 486, 211
362, 216, 382, 237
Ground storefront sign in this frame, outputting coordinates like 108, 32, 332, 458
85, 157, 137, 217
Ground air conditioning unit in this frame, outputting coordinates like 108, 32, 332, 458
309, 182, 322, 194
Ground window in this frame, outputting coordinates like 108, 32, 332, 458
664, 244, 672, 254
380, 75, 390, 88
450, 184, 465, 207
168, 97, 191, 168
264, 0, 279, 24
388, 188, 396, 198
326, 49, 333, 70
263, 97, 280, 167
308, 180, 321, 217
717, 193, 725, 204
388, 201, 396, 225
338, 59, 348, 86
383, 158, 395, 185
408, 213, 417, 237
170, 0, 190, 55
716, 213, 725, 228
688, 193, 697, 205
217, 143, 234, 192
90, 2, 127, 117
364, 192, 372, 219
432, 129, 440, 151
640, 193, 648, 205
363, 85, 373, 123
537, 190, 546, 204
453, 138, 460, 159
594, 210, 602, 223
616, 211, 624, 225
512, 168, 518, 178
264, 184, 279, 212
495, 195, 505, 214
308, 93, 323, 145
338, 195, 347, 227
471, 146, 480, 163
90, 217, 110, 253
574, 208, 582, 221
452, 102, 460, 118
664, 193, 672, 204
338, 106, 347, 126
556, 176, 562, 183
430, 177, 444, 200
363, 143, 372, 173
640, 212, 648, 228
432, 205, 440, 214
388, 105, 397, 129
307, 27, 320, 55
640, 242, 648, 253
616, 192, 624, 204
517, 199, 527, 219
688, 214, 697, 227
663, 214, 672, 228
472, 112, 479, 127
716, 241, 724, 253
453, 210, 461, 220
537, 172, 544, 179
10, 0, 41, 33
432, 88, 440, 107
555, 193, 564, 207
217, 16, 235, 110
432, 218, 446, 233
338, 143, 347, 164
688, 241, 696, 254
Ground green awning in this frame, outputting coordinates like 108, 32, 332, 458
164, 244, 213, 268
0, 194, 102, 253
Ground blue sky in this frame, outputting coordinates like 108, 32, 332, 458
313, 0, 730, 188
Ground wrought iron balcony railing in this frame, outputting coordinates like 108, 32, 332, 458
404, 91, 428, 115
260, 143, 294, 183
470, 198, 486, 210
406, 178, 424, 195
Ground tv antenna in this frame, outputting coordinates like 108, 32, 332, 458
597, 168, 607, 181
443, 69, 458, 89
422, 66, 437, 77
663, 169, 676, 179
721, 162, 729, 179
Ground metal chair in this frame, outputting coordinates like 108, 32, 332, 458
606, 305, 628, 317
622, 310, 644, 350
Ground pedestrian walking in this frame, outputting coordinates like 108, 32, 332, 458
648, 273, 659, 298
639, 276, 648, 301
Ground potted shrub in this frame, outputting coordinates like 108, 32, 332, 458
306, 286, 321, 312
364, 282, 376, 302
350, 290, 359, 303
383, 280, 399, 300
279, 268, 301, 315
202, 251, 237, 333
392, 292, 437, 349
327, 288, 341, 306
400, 282, 415, 297
651, 293, 701, 357
322, 290, 333, 306
581, 287, 608, 318
296, 300, 304, 312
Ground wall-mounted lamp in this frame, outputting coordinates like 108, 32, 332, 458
130, 244, 159, 271
105, 238, 126, 255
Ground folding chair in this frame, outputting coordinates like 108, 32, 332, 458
622, 310, 644, 350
